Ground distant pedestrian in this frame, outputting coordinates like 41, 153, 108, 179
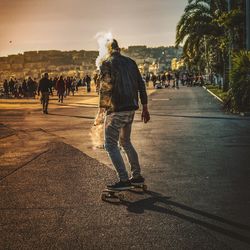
38, 73, 53, 114
66, 77, 72, 96
151, 74, 157, 87
166, 72, 171, 87
85, 75, 91, 92
22, 79, 28, 97
174, 71, 180, 89
71, 78, 77, 96
27, 77, 36, 97
161, 73, 166, 87
200, 75, 204, 86
3, 79, 9, 95
9, 78, 15, 95
56, 76, 65, 103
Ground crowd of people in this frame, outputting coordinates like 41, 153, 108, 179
1, 71, 205, 100
143, 71, 205, 89
2, 77, 38, 98
0, 74, 96, 99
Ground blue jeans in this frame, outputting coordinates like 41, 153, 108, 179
104, 111, 141, 182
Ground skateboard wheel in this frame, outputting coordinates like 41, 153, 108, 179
101, 193, 107, 201
142, 184, 147, 191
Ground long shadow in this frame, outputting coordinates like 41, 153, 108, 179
48, 113, 94, 120
150, 113, 250, 121
120, 190, 250, 244
70, 94, 98, 97
55, 103, 97, 108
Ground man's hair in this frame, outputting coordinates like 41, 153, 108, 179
107, 39, 120, 54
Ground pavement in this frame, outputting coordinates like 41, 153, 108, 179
0, 85, 250, 249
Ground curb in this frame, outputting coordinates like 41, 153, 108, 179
240, 112, 250, 117
203, 86, 250, 117
203, 86, 223, 103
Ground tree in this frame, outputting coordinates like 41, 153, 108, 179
176, 0, 231, 89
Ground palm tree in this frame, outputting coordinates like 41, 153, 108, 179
176, 0, 229, 88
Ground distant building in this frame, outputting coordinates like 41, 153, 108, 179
171, 58, 184, 71
0, 46, 182, 81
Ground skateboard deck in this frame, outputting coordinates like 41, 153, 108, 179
101, 184, 147, 201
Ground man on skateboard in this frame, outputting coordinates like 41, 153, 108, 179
97, 39, 150, 191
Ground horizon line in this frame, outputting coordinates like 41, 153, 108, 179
0, 44, 181, 58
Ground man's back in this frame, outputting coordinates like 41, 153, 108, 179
100, 52, 147, 112
38, 77, 51, 93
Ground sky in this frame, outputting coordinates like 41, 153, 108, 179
0, 0, 187, 56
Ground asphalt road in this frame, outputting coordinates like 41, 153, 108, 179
0, 86, 250, 249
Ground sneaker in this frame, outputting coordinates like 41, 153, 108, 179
107, 180, 131, 190
130, 176, 145, 185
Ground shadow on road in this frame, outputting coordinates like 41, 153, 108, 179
48, 113, 95, 120
151, 113, 250, 121
121, 190, 250, 244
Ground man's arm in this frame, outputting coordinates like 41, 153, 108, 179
134, 62, 150, 123
135, 63, 148, 106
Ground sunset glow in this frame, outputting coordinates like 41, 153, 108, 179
0, 0, 186, 56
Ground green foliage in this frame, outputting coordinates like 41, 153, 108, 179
176, 0, 245, 79
175, 0, 228, 73
224, 51, 250, 112
206, 85, 228, 100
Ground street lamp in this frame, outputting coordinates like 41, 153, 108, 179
225, 0, 232, 91
246, 0, 250, 50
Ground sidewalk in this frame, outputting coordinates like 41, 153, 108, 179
0, 88, 99, 109
0, 133, 116, 249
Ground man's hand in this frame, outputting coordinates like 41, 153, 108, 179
141, 105, 150, 123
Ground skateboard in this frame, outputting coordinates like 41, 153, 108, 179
101, 183, 147, 201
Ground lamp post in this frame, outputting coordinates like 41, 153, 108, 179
223, 0, 232, 91
246, 0, 250, 50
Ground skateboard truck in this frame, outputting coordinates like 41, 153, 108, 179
101, 184, 147, 202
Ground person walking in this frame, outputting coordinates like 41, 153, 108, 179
38, 73, 53, 114
56, 76, 65, 103
174, 71, 180, 89
85, 75, 91, 92
3, 79, 9, 96
65, 77, 72, 96
161, 73, 166, 87
166, 71, 171, 87
96, 39, 150, 190
71, 77, 77, 96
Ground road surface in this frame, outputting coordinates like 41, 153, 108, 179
0, 86, 250, 249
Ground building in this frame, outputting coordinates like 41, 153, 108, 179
171, 58, 184, 71
0, 46, 182, 82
